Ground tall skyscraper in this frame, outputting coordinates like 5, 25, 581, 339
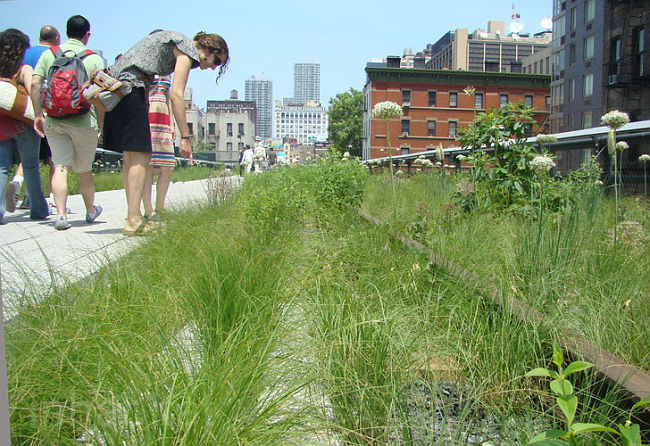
293, 60, 321, 105
245, 73, 273, 139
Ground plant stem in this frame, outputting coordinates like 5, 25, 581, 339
386, 119, 399, 251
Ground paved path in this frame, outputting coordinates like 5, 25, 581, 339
0, 178, 214, 319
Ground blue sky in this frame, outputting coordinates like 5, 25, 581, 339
1, 0, 551, 109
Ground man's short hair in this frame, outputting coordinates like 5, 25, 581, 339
66, 15, 90, 40
39, 25, 59, 44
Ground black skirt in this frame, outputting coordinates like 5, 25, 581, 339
103, 87, 152, 153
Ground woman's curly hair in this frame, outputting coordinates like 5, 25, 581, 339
0, 28, 30, 79
193, 32, 229, 85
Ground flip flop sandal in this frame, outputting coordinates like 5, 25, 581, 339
123, 221, 159, 236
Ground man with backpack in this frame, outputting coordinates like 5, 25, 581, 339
30, 15, 104, 230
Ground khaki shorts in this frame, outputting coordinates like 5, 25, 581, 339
44, 120, 98, 173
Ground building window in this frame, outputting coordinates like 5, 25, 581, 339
585, 0, 595, 22
238, 123, 244, 136
583, 73, 594, 97
226, 142, 233, 151
569, 79, 576, 101
525, 94, 534, 108
545, 95, 551, 111
187, 122, 193, 135
569, 43, 576, 65
570, 7, 577, 30
582, 110, 592, 129
448, 121, 457, 138
475, 93, 484, 109
584, 35, 594, 60
449, 92, 457, 108
401, 119, 410, 136
208, 123, 216, 136
567, 114, 574, 131
238, 142, 244, 151
428, 91, 437, 107
402, 90, 411, 106
500, 94, 509, 107
427, 121, 436, 137
635, 27, 645, 77
400, 147, 410, 156
227, 123, 233, 136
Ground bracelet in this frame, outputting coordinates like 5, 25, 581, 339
180, 136, 191, 140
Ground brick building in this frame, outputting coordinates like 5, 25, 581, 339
363, 66, 551, 161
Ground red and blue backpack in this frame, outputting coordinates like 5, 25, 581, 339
43, 46, 94, 118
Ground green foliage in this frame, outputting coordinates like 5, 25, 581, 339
312, 153, 368, 213
526, 346, 650, 446
328, 87, 364, 157
456, 102, 549, 214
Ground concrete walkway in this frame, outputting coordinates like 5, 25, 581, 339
0, 178, 214, 319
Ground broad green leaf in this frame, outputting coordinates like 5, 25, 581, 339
526, 368, 551, 377
632, 394, 650, 411
564, 361, 594, 378
527, 441, 568, 446
530, 429, 568, 442
571, 423, 618, 435
557, 395, 578, 424
551, 379, 573, 397
618, 423, 642, 446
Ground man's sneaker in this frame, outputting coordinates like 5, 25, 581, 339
54, 215, 71, 231
19, 193, 30, 209
86, 204, 102, 223
5, 181, 19, 213
49, 201, 71, 215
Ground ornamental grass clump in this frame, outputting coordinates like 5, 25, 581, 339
602, 110, 630, 246
372, 101, 403, 248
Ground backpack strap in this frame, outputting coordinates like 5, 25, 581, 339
49, 46, 94, 59
50, 46, 62, 58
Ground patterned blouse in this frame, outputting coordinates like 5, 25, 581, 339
109, 31, 200, 90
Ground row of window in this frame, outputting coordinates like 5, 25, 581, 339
399, 120, 457, 138
400, 90, 540, 109
207, 122, 247, 137
568, 72, 594, 99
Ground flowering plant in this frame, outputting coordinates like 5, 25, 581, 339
601, 110, 629, 130
616, 141, 629, 151
639, 154, 650, 162
371, 101, 403, 120
535, 134, 558, 145
531, 155, 555, 173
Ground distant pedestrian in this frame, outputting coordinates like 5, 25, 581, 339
142, 74, 174, 221
241, 145, 253, 174
102, 30, 229, 235
0, 29, 48, 224
253, 141, 266, 173
268, 147, 277, 167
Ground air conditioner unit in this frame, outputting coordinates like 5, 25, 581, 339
402, 102, 411, 107
608, 74, 619, 85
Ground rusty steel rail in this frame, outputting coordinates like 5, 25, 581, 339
360, 212, 650, 413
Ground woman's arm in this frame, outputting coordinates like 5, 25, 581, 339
19, 64, 33, 89
171, 47, 193, 158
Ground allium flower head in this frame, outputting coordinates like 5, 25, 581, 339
371, 101, 403, 119
601, 110, 630, 130
594, 180, 604, 187
422, 159, 434, 167
536, 134, 558, 144
531, 155, 555, 172
616, 141, 629, 151
639, 154, 650, 162
456, 154, 467, 161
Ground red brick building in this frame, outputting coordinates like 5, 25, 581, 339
363, 66, 551, 160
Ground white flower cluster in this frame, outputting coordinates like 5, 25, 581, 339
536, 134, 558, 144
531, 155, 555, 172
639, 154, 650, 163
456, 154, 467, 161
371, 101, 403, 119
601, 110, 630, 130
616, 141, 629, 151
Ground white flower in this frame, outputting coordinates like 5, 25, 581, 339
639, 154, 650, 162
456, 154, 467, 161
343, 151, 351, 158
435, 161, 442, 166
422, 159, 434, 167
536, 134, 558, 144
395, 170, 404, 176
594, 180, 604, 187
601, 110, 630, 130
531, 155, 555, 172
463, 86, 475, 96
616, 141, 629, 151
444, 165, 452, 169
414, 158, 423, 165
371, 101, 403, 119
501, 139, 515, 147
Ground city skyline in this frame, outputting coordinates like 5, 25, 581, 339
2, 0, 552, 109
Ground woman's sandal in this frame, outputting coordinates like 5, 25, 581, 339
123, 220, 159, 236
